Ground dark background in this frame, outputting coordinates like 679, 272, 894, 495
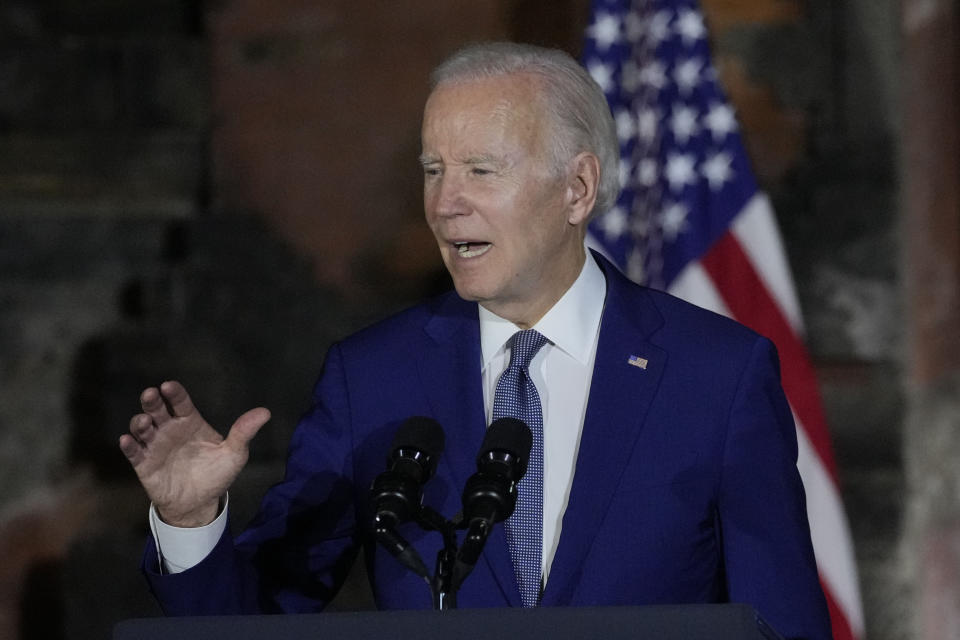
1, 1, 956, 639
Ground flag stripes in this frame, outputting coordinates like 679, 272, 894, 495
581, 1, 865, 637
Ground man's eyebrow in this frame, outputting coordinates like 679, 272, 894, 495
463, 153, 502, 165
418, 153, 507, 166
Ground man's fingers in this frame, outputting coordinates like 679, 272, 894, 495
224, 407, 271, 452
159, 380, 197, 418
140, 380, 199, 428
140, 386, 172, 426
129, 413, 155, 444
118, 434, 145, 466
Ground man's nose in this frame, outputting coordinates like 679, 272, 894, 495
432, 173, 468, 217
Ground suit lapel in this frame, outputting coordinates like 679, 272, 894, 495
542, 256, 666, 606
418, 294, 484, 495
417, 293, 522, 606
416, 256, 666, 608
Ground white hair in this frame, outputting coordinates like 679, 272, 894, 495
431, 42, 621, 217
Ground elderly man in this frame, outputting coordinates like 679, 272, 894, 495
120, 42, 832, 639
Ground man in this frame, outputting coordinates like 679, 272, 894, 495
120, 42, 832, 639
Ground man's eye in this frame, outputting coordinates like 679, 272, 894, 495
471, 168, 492, 176
423, 167, 441, 177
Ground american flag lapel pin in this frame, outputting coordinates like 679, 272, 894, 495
627, 355, 648, 370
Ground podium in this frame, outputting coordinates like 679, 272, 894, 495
114, 604, 784, 639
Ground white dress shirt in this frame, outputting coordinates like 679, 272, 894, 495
478, 252, 605, 583
152, 252, 607, 580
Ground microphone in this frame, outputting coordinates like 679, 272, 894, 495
370, 416, 445, 579
453, 417, 532, 588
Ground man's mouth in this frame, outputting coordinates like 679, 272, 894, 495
454, 241, 492, 258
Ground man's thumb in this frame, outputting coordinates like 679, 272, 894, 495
225, 407, 271, 450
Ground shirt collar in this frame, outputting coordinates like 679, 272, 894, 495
479, 251, 607, 368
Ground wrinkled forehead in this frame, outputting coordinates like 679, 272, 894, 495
421, 74, 549, 151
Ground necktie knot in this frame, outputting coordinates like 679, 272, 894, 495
508, 329, 549, 373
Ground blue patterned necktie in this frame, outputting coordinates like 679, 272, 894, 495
492, 329, 549, 607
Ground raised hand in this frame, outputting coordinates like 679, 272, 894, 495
119, 381, 270, 528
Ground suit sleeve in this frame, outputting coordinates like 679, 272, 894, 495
717, 336, 833, 640
143, 342, 362, 615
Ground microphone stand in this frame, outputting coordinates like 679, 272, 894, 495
416, 506, 460, 610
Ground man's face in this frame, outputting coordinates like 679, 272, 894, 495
420, 73, 587, 327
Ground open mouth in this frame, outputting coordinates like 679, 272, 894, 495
453, 241, 492, 258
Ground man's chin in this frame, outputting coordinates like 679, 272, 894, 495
448, 276, 495, 304
451, 282, 484, 302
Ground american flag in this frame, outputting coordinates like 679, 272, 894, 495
582, 1, 865, 639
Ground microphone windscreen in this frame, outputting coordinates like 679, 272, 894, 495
392, 416, 445, 457
481, 418, 532, 459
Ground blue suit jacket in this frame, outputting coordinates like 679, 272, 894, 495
144, 254, 832, 640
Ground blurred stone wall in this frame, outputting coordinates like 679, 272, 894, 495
711, 2, 907, 638
0, 1, 208, 637
900, 0, 960, 638
0, 1, 914, 638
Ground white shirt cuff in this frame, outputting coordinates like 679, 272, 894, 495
149, 495, 229, 574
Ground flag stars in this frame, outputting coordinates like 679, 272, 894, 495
665, 153, 698, 191
638, 158, 659, 186
638, 107, 659, 143
674, 58, 703, 94
640, 61, 667, 90
670, 104, 699, 144
702, 152, 734, 190
588, 61, 615, 93
704, 103, 738, 141
675, 8, 707, 44
615, 109, 636, 142
587, 12, 622, 51
600, 206, 628, 240
661, 201, 690, 240
647, 10, 673, 45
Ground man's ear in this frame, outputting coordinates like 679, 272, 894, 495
566, 152, 601, 226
